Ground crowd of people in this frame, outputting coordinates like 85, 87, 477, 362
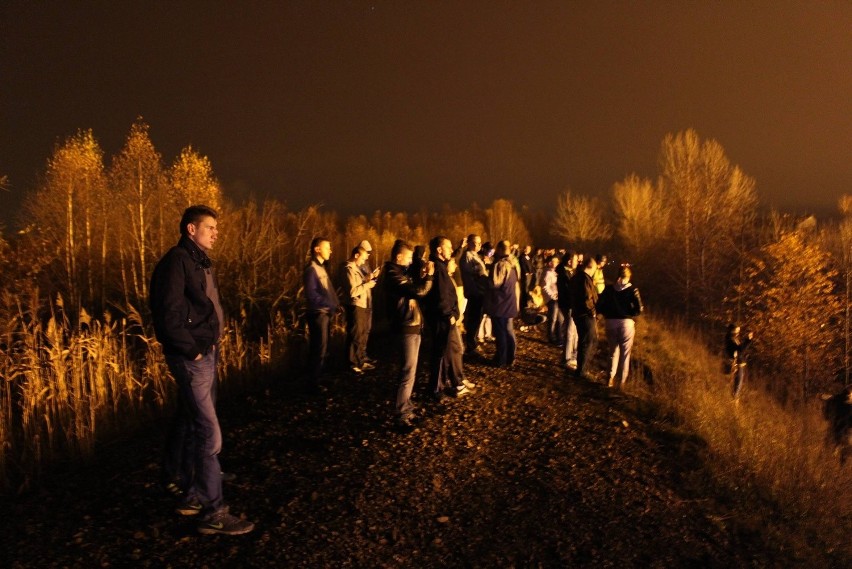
302, 234, 645, 427
149, 204, 848, 538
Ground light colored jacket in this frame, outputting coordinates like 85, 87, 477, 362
344, 261, 375, 308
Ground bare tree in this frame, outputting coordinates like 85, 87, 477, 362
551, 191, 612, 246
486, 199, 531, 246
109, 120, 165, 304
612, 173, 669, 254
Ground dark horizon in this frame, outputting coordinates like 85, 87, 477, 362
2, 2, 850, 227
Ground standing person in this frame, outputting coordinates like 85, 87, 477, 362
460, 234, 487, 355
343, 245, 379, 374
424, 236, 471, 400
597, 265, 644, 388
487, 240, 521, 368
823, 386, 852, 465
303, 237, 340, 389
519, 245, 535, 301
571, 256, 599, 379
593, 254, 608, 294
357, 240, 378, 365
542, 254, 563, 345
723, 324, 753, 399
150, 205, 254, 535
557, 251, 579, 370
383, 240, 434, 429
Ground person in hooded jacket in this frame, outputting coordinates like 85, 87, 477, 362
597, 264, 644, 388
486, 240, 521, 368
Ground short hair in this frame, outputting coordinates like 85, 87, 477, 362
310, 236, 329, 252
595, 253, 607, 264
429, 235, 449, 252
467, 234, 480, 243
618, 265, 632, 280
180, 205, 217, 236
351, 245, 367, 258
496, 240, 511, 255
391, 239, 412, 259
583, 256, 597, 269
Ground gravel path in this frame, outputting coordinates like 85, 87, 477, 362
3, 329, 775, 567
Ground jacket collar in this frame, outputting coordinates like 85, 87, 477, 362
178, 235, 212, 269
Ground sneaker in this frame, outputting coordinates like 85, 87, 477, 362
350, 365, 364, 375
163, 481, 184, 499
395, 415, 418, 431
360, 361, 375, 371
462, 379, 477, 389
565, 360, 578, 370
176, 497, 203, 516
197, 508, 255, 536
452, 385, 472, 397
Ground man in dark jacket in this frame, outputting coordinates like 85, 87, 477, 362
303, 236, 340, 389
487, 240, 521, 367
383, 240, 434, 428
570, 255, 599, 379
557, 251, 579, 370
150, 205, 253, 536
424, 236, 471, 400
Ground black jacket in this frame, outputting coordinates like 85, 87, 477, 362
150, 236, 221, 360
383, 261, 433, 333
597, 283, 643, 320
570, 270, 598, 318
424, 255, 460, 322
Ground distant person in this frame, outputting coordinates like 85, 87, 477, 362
383, 240, 434, 429
541, 254, 563, 345
425, 236, 471, 401
597, 264, 644, 388
487, 240, 521, 368
150, 205, 254, 535
823, 386, 852, 465
460, 234, 488, 355
556, 251, 579, 370
593, 254, 608, 294
303, 237, 340, 389
571, 255, 599, 379
723, 324, 752, 399
342, 245, 379, 374
357, 239, 379, 365
519, 245, 535, 301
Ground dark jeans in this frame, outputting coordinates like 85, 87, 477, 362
345, 305, 369, 367
547, 300, 563, 344
429, 318, 463, 394
573, 314, 598, 376
492, 316, 516, 366
439, 325, 465, 388
306, 311, 331, 383
463, 295, 484, 350
396, 333, 422, 418
163, 350, 224, 515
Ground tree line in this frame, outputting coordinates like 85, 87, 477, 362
0, 121, 846, 486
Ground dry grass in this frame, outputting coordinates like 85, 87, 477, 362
0, 303, 291, 490
630, 314, 852, 560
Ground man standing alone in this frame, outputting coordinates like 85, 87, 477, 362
150, 205, 254, 535
304, 237, 340, 388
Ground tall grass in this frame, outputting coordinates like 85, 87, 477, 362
632, 314, 851, 559
0, 303, 291, 491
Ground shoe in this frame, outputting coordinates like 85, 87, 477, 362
163, 481, 184, 499
197, 508, 255, 536
430, 391, 450, 403
360, 361, 375, 371
607, 377, 615, 388
452, 385, 472, 398
395, 415, 418, 431
565, 360, 578, 370
462, 379, 477, 389
350, 365, 364, 374
364, 357, 378, 365
221, 471, 236, 483
176, 497, 203, 516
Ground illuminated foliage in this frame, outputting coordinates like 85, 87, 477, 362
735, 231, 842, 399
551, 190, 612, 246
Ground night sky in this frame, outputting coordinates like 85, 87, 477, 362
1, 1, 850, 224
